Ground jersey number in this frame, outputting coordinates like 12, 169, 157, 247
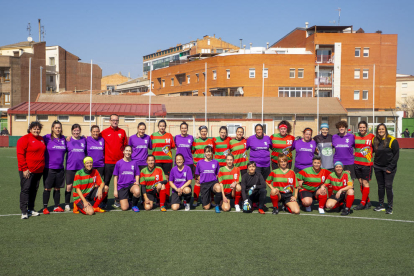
288, 178, 294, 184
365, 140, 371, 145
166, 138, 171, 144
287, 140, 293, 145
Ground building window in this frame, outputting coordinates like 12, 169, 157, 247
298, 69, 304, 78
162, 79, 165, 87
36, 115, 48, 121
15, 114, 27, 121
50, 76, 53, 82
402, 83, 407, 88
84, 115, 95, 122
296, 116, 314, 121
196, 73, 199, 82
355, 47, 361, 57
249, 68, 255, 78
216, 49, 223, 53
203, 72, 206, 81
363, 90, 369, 100
354, 90, 360, 100
187, 75, 190, 84
4, 93, 10, 105
226, 70, 230, 79
213, 70, 217, 80
124, 116, 135, 123
354, 69, 360, 79
171, 78, 174, 86
227, 124, 242, 136
278, 87, 313, 97
103, 117, 110, 123
49, 57, 55, 66
402, 93, 407, 98
274, 116, 292, 120
208, 39, 210, 45
263, 68, 268, 78
151, 82, 154, 89
289, 69, 295, 78
363, 48, 369, 57
57, 115, 69, 122
321, 116, 329, 124
363, 69, 369, 79
252, 123, 268, 135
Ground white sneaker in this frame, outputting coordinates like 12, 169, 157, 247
192, 201, 198, 207
185, 203, 190, 211
21, 213, 28, 219
65, 205, 71, 212
318, 208, 325, 214
235, 205, 241, 212
305, 206, 312, 212
28, 210, 40, 217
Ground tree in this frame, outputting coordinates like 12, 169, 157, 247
398, 96, 414, 118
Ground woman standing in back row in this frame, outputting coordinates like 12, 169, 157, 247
247, 124, 272, 180
271, 121, 295, 170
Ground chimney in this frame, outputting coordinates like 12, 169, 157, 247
213, 34, 215, 38
128, 72, 130, 78
305, 22, 309, 28
266, 42, 269, 49
239, 39, 242, 49
250, 43, 252, 49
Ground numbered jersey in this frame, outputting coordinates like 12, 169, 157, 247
151, 132, 175, 164
192, 137, 214, 165
218, 166, 242, 194
297, 167, 331, 192
139, 166, 166, 192
72, 169, 103, 201
325, 171, 353, 194
266, 168, 297, 194
229, 138, 248, 170
270, 134, 295, 163
354, 133, 375, 166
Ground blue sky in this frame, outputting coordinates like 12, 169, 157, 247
1, 0, 413, 77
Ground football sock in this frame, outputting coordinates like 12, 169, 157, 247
93, 192, 107, 208
165, 182, 171, 197
361, 187, 370, 206
318, 194, 327, 209
53, 190, 60, 207
211, 191, 215, 203
193, 185, 200, 201
346, 195, 354, 209
235, 191, 242, 205
333, 202, 341, 209
43, 190, 51, 208
159, 189, 166, 207
270, 194, 279, 208
183, 192, 191, 204
214, 192, 223, 206
132, 196, 139, 207
285, 205, 292, 213
65, 191, 71, 205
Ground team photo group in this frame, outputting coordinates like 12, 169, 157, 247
16, 113, 400, 219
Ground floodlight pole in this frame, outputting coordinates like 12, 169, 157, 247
205, 62, 207, 126
149, 66, 152, 134
28, 58, 31, 126
262, 63, 264, 125
372, 64, 375, 133
317, 65, 320, 131
90, 60, 92, 130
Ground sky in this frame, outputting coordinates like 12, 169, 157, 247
1, 0, 413, 78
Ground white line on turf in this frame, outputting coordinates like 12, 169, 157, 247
1, 209, 414, 224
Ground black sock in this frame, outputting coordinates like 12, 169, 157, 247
43, 190, 51, 208
132, 196, 139, 207
183, 193, 191, 204
214, 192, 223, 206
53, 190, 61, 207
65, 191, 71, 205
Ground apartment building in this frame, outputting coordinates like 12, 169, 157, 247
396, 74, 414, 109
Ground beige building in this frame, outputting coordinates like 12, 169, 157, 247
101, 72, 130, 91
396, 74, 414, 109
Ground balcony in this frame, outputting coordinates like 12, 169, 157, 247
314, 77, 333, 87
315, 55, 334, 64
0, 77, 10, 83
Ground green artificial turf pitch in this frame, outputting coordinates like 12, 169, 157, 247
0, 148, 413, 275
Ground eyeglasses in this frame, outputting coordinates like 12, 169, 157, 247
111, 120, 119, 122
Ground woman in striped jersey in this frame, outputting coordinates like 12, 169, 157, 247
213, 126, 231, 167
297, 156, 330, 213
218, 153, 242, 212
229, 127, 248, 176
266, 154, 300, 215
325, 161, 354, 216
151, 120, 175, 202
271, 121, 295, 170
191, 125, 214, 207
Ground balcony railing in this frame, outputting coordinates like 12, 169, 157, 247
314, 77, 333, 86
0, 77, 10, 83
315, 55, 334, 63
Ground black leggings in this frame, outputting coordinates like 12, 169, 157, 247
374, 168, 396, 207
19, 172, 42, 214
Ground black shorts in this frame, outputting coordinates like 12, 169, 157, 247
343, 164, 356, 180
299, 187, 320, 201
256, 166, 271, 180
200, 180, 217, 207
43, 168, 65, 189
272, 162, 292, 170
104, 164, 116, 186
118, 184, 135, 200
93, 167, 105, 178
170, 188, 192, 205
354, 164, 372, 181
65, 170, 78, 185
145, 190, 159, 202
75, 187, 98, 209
279, 192, 294, 205
329, 192, 346, 203
157, 163, 172, 176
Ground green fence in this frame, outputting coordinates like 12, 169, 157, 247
8, 136, 21, 147
402, 118, 414, 135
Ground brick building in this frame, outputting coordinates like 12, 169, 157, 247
101, 72, 130, 91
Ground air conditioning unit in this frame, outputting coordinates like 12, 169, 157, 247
247, 112, 252, 119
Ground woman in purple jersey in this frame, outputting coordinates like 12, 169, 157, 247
86, 125, 105, 177
174, 122, 194, 172
42, 120, 67, 214
291, 128, 317, 173
246, 124, 272, 180
195, 146, 221, 212
169, 154, 193, 211
64, 124, 87, 211
332, 121, 356, 179
129, 122, 152, 171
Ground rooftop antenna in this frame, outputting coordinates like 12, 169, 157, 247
41, 25, 45, 41
27, 23, 32, 42
329, 20, 336, 25
337, 8, 341, 25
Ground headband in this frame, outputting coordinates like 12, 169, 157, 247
279, 124, 288, 129
83, 156, 93, 164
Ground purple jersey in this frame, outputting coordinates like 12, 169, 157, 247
129, 134, 152, 166
332, 133, 355, 165
113, 159, 140, 190
174, 135, 194, 165
43, 134, 67, 169
246, 135, 272, 167
195, 159, 219, 184
66, 137, 86, 171
86, 136, 105, 168
292, 139, 316, 170
169, 165, 193, 192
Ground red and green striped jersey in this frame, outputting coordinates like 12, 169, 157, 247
139, 166, 166, 192
354, 133, 374, 166
266, 168, 297, 193
229, 138, 248, 170
297, 167, 330, 192
192, 137, 214, 165
271, 133, 295, 163
72, 169, 103, 201
213, 136, 231, 166
218, 166, 241, 194
325, 171, 353, 194
151, 132, 175, 164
